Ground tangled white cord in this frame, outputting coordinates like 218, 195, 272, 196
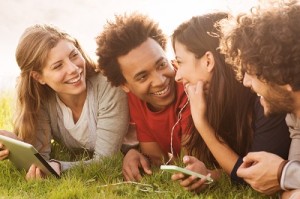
165, 92, 189, 165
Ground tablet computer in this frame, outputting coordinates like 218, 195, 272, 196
0, 135, 60, 178
160, 165, 213, 184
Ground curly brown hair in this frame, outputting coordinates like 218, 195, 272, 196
220, 0, 300, 91
96, 12, 167, 87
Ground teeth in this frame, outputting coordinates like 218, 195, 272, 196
67, 74, 81, 84
152, 86, 169, 96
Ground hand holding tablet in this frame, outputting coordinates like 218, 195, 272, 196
0, 135, 60, 178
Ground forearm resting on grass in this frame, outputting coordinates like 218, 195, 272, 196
194, 119, 238, 175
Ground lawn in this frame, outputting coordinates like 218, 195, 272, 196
0, 93, 275, 199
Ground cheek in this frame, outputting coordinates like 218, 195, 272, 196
129, 82, 148, 96
50, 73, 65, 84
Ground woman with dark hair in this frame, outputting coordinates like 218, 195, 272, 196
170, 12, 290, 192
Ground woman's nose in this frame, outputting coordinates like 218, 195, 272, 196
66, 60, 79, 74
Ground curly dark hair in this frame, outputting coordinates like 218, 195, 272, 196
96, 12, 167, 87
220, 1, 300, 91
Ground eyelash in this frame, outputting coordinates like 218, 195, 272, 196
53, 64, 62, 70
135, 60, 169, 82
71, 52, 78, 59
137, 74, 147, 82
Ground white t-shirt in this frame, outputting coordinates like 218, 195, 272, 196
56, 95, 91, 149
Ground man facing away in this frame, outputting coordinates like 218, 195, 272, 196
96, 12, 190, 182
220, 1, 300, 198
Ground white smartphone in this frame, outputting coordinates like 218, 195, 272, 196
0, 135, 60, 178
160, 165, 213, 184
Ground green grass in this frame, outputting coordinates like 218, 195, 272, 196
0, 91, 14, 131
0, 93, 277, 199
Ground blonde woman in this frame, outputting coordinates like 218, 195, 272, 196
0, 24, 128, 180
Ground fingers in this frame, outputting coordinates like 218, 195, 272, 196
242, 152, 263, 163
122, 157, 147, 182
25, 165, 44, 181
123, 163, 142, 182
237, 163, 253, 179
195, 81, 204, 95
185, 81, 205, 95
0, 143, 9, 160
171, 172, 185, 181
180, 175, 206, 192
0, 149, 9, 160
237, 152, 264, 178
140, 157, 152, 175
187, 177, 207, 191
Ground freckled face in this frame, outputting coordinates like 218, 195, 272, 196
118, 38, 176, 111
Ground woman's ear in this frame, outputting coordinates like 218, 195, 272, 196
205, 51, 215, 73
30, 71, 46, 85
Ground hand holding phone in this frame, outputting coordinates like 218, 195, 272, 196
160, 165, 213, 184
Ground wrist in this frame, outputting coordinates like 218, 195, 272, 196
277, 160, 289, 185
121, 144, 139, 156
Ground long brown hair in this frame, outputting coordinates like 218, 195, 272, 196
172, 13, 256, 165
14, 24, 98, 143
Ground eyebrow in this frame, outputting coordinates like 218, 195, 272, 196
133, 57, 165, 80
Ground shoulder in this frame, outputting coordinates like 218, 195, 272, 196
88, 73, 125, 95
88, 73, 109, 86
286, 113, 300, 128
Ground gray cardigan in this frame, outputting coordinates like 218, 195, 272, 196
281, 114, 300, 190
33, 73, 129, 171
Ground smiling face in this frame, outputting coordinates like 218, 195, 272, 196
243, 72, 294, 116
32, 39, 87, 102
174, 40, 213, 91
118, 38, 176, 111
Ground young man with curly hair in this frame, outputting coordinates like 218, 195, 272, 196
96, 13, 190, 182
220, 1, 300, 198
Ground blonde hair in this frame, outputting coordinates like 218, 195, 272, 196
14, 24, 98, 143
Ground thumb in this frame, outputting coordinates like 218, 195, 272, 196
140, 157, 152, 175
183, 155, 198, 165
243, 152, 261, 164
195, 80, 204, 95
